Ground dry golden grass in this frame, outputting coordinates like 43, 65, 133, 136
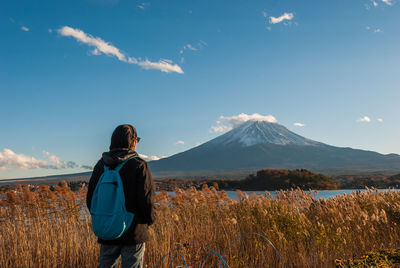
1, 183, 400, 267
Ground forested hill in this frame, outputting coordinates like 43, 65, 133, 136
219, 169, 338, 190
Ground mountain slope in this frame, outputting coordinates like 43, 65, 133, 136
149, 121, 400, 174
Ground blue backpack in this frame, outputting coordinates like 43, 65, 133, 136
90, 157, 135, 240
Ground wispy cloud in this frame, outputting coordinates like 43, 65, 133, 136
381, 0, 393, 5
210, 125, 233, 133
0, 149, 91, 171
131, 58, 184, 74
262, 11, 268, 18
367, 0, 393, 9
185, 44, 197, 51
377, 118, 383, 122
357, 116, 371, 123
139, 153, 166, 161
137, 2, 149, 9
179, 41, 207, 63
58, 26, 183, 74
58, 26, 128, 61
294, 122, 305, 127
21, 26, 29, 32
175, 140, 185, 145
269, 13, 294, 24
210, 113, 277, 133
366, 26, 383, 33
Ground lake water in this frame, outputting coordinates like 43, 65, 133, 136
223, 189, 400, 200
162, 189, 400, 200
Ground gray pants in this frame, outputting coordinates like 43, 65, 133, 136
98, 243, 145, 268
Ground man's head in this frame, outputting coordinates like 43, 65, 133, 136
110, 124, 139, 151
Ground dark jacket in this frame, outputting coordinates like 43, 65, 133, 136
86, 149, 156, 245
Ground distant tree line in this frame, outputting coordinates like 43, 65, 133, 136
332, 173, 400, 189
215, 169, 337, 191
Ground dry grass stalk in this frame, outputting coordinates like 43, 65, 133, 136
1, 183, 400, 267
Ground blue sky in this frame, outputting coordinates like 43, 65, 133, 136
1, 0, 399, 179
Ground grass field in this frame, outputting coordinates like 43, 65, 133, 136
1, 182, 400, 267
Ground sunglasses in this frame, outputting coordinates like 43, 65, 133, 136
136, 137, 141, 143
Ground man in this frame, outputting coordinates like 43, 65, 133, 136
86, 124, 156, 268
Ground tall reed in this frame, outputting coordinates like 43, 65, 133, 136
1, 183, 399, 267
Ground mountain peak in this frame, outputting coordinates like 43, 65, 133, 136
149, 120, 400, 174
209, 120, 321, 147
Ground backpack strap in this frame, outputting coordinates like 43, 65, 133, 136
114, 155, 137, 172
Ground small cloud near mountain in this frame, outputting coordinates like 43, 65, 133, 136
210, 113, 277, 133
357, 116, 371, 123
139, 153, 166, 162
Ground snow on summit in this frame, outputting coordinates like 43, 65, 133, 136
210, 120, 321, 147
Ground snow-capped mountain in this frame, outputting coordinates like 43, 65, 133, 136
149, 121, 400, 175
207, 120, 321, 147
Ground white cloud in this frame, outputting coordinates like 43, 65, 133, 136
139, 153, 166, 161
210, 125, 233, 133
218, 113, 277, 127
48, 29, 53, 33
366, 26, 371, 30
373, 0, 379, 6
381, 0, 393, 5
0, 148, 88, 171
210, 113, 277, 133
58, 26, 127, 61
377, 118, 383, 122
269, 13, 294, 24
357, 116, 371, 123
132, 58, 184, 73
58, 26, 183, 74
0, 149, 48, 170
21, 26, 29, 32
294, 122, 305, 127
175, 140, 185, 145
374, 28, 383, 33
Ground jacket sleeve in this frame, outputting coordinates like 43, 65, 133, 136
137, 162, 157, 225
86, 160, 103, 211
